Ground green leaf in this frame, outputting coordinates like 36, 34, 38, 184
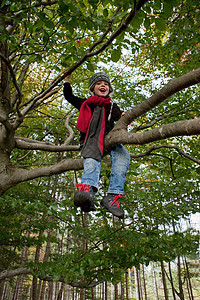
130, 14, 143, 29
45, 20, 55, 29
155, 18, 166, 31
87, 62, 94, 72
59, 1, 69, 13
144, 17, 150, 29
103, 8, 108, 17
111, 49, 121, 62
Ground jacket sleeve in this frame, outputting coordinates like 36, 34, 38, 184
63, 82, 86, 110
112, 103, 123, 121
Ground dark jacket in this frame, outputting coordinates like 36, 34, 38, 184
63, 82, 123, 147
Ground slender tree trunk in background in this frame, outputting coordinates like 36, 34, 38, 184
168, 262, 176, 300
134, 267, 138, 300
120, 280, 124, 300
177, 256, 185, 300
47, 281, 53, 300
114, 281, 118, 300
36, 280, 42, 299
0, 281, 6, 300
152, 263, 159, 300
110, 283, 113, 300
105, 281, 108, 300
3, 284, 11, 300
13, 275, 25, 300
102, 282, 104, 299
40, 233, 52, 300
161, 261, 169, 300
125, 271, 129, 300
79, 212, 88, 300
91, 287, 95, 300
80, 288, 85, 300
32, 275, 38, 300
31, 230, 43, 300
184, 258, 194, 300
142, 265, 148, 300
72, 287, 75, 300
129, 268, 134, 299
57, 282, 64, 300
12, 239, 29, 300
40, 281, 47, 300
135, 267, 142, 300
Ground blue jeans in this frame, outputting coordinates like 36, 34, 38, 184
81, 145, 130, 194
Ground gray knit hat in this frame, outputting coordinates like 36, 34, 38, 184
89, 72, 114, 96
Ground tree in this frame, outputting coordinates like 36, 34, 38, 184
0, 0, 200, 194
1, 0, 200, 294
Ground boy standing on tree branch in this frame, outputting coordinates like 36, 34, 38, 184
63, 72, 130, 219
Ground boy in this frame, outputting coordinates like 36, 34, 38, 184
63, 72, 130, 218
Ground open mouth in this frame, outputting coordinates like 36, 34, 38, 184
100, 88, 106, 92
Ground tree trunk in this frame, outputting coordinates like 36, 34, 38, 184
13, 275, 25, 300
177, 256, 185, 300
0, 281, 6, 300
184, 258, 194, 300
102, 282, 104, 299
91, 287, 95, 300
40, 281, 47, 300
40, 234, 52, 300
161, 261, 169, 300
47, 281, 53, 300
32, 231, 42, 300
105, 281, 108, 300
36, 280, 42, 300
32, 276, 38, 300
120, 280, 124, 300
135, 267, 142, 300
80, 288, 85, 300
114, 281, 118, 300
152, 263, 159, 300
13, 242, 29, 300
168, 261, 176, 300
125, 271, 129, 300
57, 282, 64, 300
142, 265, 148, 300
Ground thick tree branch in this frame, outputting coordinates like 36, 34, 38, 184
105, 118, 200, 148
0, 158, 83, 195
0, 267, 31, 280
0, 267, 102, 288
113, 68, 200, 130
64, 111, 76, 145
0, 115, 12, 132
15, 137, 80, 151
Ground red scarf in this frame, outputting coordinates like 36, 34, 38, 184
77, 95, 111, 132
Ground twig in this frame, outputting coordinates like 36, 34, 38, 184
130, 144, 200, 165
0, 53, 23, 117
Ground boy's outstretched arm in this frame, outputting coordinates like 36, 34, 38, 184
63, 72, 85, 110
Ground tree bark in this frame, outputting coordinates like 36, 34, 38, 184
168, 261, 177, 300
184, 258, 194, 300
125, 271, 129, 300
161, 261, 169, 300
142, 265, 148, 300
177, 256, 185, 300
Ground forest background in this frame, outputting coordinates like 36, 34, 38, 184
0, 0, 200, 299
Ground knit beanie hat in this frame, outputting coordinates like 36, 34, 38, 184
89, 72, 114, 96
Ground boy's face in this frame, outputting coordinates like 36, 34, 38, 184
93, 80, 110, 97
